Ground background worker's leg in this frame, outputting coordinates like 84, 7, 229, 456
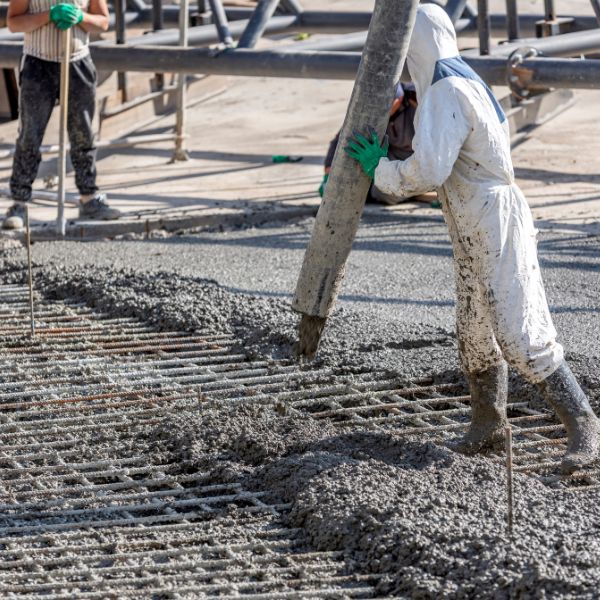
8, 57, 59, 210
67, 56, 98, 199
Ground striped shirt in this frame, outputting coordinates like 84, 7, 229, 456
23, 0, 90, 62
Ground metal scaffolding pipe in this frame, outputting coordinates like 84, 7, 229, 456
297, 10, 371, 32
0, 6, 597, 33
237, 0, 282, 49
114, 0, 128, 100
506, 0, 520, 40
207, 0, 233, 46
279, 31, 367, 53
477, 0, 491, 55
544, 0, 557, 22
152, 0, 164, 31
280, 0, 303, 15
485, 28, 600, 57
589, 0, 600, 25
0, 44, 599, 90
173, 0, 190, 161
100, 15, 298, 47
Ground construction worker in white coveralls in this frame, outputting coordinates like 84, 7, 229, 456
346, 4, 600, 474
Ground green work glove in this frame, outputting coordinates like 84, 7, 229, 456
345, 128, 389, 180
50, 4, 84, 30
318, 173, 329, 198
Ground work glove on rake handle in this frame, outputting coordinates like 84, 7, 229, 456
345, 128, 389, 180
50, 3, 84, 30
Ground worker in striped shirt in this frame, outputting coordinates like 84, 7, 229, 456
3, 0, 121, 230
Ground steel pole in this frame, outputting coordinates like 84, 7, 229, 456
477, 0, 491, 55
544, 0, 556, 21
208, 0, 233, 46
506, 0, 520, 40
114, 0, 128, 101
98, 15, 298, 47
56, 28, 71, 237
152, 0, 163, 31
152, 0, 164, 89
476, 28, 600, 57
237, 0, 281, 49
172, 0, 190, 162
280, 0, 302, 15
292, 0, 419, 357
0, 44, 600, 89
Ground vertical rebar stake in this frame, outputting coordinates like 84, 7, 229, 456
505, 425, 514, 535
25, 205, 35, 338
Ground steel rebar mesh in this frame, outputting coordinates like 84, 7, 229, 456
0, 284, 595, 596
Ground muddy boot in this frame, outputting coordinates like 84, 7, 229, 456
453, 361, 509, 454
537, 362, 600, 474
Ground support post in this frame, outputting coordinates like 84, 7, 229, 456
208, 0, 233, 46
506, 0, 520, 40
477, 0, 491, 55
114, 0, 127, 101
292, 0, 419, 357
56, 28, 71, 237
152, 0, 163, 30
172, 0, 190, 162
544, 0, 556, 21
152, 0, 164, 89
237, 0, 281, 49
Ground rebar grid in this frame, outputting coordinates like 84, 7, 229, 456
0, 284, 595, 597
0, 286, 380, 598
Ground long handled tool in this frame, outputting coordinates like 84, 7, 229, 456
292, 0, 419, 358
56, 27, 71, 237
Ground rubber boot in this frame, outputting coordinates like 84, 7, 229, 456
537, 362, 600, 474
454, 361, 509, 454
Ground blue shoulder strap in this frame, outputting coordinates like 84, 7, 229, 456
432, 56, 506, 123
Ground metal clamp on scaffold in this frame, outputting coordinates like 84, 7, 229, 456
507, 46, 539, 100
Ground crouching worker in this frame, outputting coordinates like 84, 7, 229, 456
346, 4, 600, 474
320, 82, 417, 204
2, 0, 121, 230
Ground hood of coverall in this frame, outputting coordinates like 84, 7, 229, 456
407, 4, 460, 102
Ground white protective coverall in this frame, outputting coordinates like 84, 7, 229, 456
374, 4, 563, 383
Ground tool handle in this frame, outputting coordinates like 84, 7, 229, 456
56, 27, 71, 237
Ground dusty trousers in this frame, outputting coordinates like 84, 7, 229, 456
10, 54, 99, 203
441, 184, 564, 383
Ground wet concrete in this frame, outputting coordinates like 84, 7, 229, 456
1, 211, 599, 597
142, 403, 600, 599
